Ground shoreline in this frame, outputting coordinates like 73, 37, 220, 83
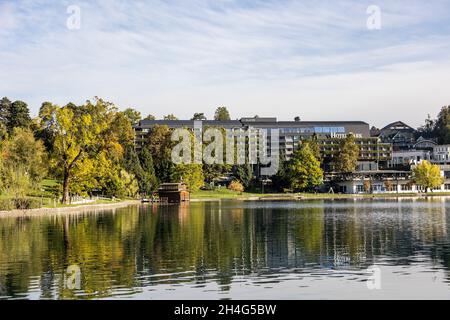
1, 193, 449, 218
190, 193, 450, 202
0, 200, 141, 219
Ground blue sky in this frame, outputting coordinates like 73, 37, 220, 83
1, 0, 450, 127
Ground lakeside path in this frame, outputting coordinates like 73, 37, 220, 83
0, 200, 141, 219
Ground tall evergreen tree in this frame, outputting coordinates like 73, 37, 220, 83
271, 154, 290, 191
123, 145, 145, 191
139, 146, 158, 194
232, 164, 254, 189
434, 106, 450, 144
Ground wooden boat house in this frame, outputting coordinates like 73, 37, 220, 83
158, 183, 190, 203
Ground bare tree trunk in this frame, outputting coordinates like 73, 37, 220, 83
62, 168, 70, 204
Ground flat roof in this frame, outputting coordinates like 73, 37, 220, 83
137, 119, 369, 128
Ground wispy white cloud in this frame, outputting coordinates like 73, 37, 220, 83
0, 0, 449, 127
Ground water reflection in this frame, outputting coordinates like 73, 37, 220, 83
0, 198, 449, 299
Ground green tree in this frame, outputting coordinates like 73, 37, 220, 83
103, 169, 139, 198
0, 150, 3, 192
413, 161, 444, 192
203, 164, 228, 184
434, 106, 450, 144
0, 97, 12, 125
143, 114, 156, 120
418, 114, 435, 138
122, 108, 142, 125
271, 154, 290, 191
0, 98, 31, 134
50, 99, 118, 203
145, 125, 174, 183
214, 106, 231, 121
192, 113, 207, 120
119, 170, 139, 197
123, 145, 146, 192
232, 164, 253, 189
36, 102, 59, 152
0, 122, 7, 141
1, 166, 31, 199
202, 126, 231, 185
171, 164, 204, 192
164, 114, 178, 120
1, 127, 48, 186
334, 134, 360, 173
8, 100, 31, 132
139, 146, 158, 194
288, 143, 323, 192
112, 111, 135, 148
304, 136, 322, 162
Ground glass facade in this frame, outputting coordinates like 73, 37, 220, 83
314, 127, 345, 134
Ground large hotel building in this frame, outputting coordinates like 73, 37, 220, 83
134, 116, 392, 170
133, 117, 450, 194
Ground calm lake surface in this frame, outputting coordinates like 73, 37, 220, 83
1, 199, 450, 300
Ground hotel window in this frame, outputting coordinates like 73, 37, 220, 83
445, 184, 450, 190
314, 126, 346, 134
314, 127, 323, 133
401, 185, 412, 191
373, 185, 382, 192
356, 185, 364, 193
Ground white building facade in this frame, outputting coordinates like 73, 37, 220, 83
389, 150, 431, 168
433, 145, 450, 164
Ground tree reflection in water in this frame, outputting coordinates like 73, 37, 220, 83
0, 198, 449, 299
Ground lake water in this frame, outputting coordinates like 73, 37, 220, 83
1, 199, 450, 300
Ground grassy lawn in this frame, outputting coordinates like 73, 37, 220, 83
1, 179, 123, 209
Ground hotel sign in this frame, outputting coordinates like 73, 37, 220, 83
330, 133, 363, 139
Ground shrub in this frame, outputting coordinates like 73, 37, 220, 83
14, 197, 42, 210
0, 199, 15, 211
0, 197, 42, 211
228, 180, 245, 193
